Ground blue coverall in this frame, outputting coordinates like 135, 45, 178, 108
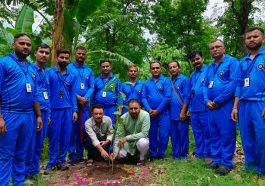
142, 74, 171, 158
67, 62, 94, 163
46, 66, 78, 168
25, 63, 51, 177
170, 74, 189, 159
0, 53, 39, 186
92, 73, 121, 126
188, 65, 211, 158
235, 47, 265, 175
203, 54, 239, 169
119, 79, 144, 114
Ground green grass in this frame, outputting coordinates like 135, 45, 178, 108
149, 158, 264, 186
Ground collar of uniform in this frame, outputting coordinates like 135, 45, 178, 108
126, 78, 140, 84
211, 54, 228, 67
8, 53, 30, 65
171, 73, 183, 81
73, 61, 85, 68
91, 116, 108, 127
245, 46, 265, 60
32, 62, 44, 71
151, 74, 164, 81
54, 66, 69, 75
100, 72, 114, 79
196, 64, 207, 72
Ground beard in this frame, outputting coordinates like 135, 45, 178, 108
58, 62, 68, 68
14, 49, 30, 60
246, 42, 263, 51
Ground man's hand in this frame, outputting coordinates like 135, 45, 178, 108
231, 108, 238, 122
100, 149, 110, 160
262, 108, 265, 119
79, 97, 88, 106
149, 109, 159, 117
118, 137, 127, 148
48, 117, 51, 125
100, 140, 110, 147
110, 152, 118, 160
0, 117, 6, 135
212, 102, 219, 109
36, 116, 43, 131
180, 110, 187, 121
187, 111, 191, 117
72, 112, 78, 122
207, 101, 215, 109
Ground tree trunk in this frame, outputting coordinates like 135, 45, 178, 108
51, 0, 65, 67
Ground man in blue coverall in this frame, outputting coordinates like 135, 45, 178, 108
187, 50, 211, 159
231, 27, 265, 175
68, 46, 94, 165
0, 33, 42, 186
92, 59, 121, 126
168, 60, 189, 159
44, 48, 78, 174
119, 64, 144, 114
203, 39, 239, 175
142, 61, 171, 160
25, 43, 51, 178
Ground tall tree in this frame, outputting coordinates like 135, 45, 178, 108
217, 0, 264, 57
151, 0, 215, 68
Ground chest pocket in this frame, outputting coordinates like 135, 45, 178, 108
218, 65, 230, 81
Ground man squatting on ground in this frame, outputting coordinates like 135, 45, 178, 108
0, 33, 43, 185
85, 104, 114, 165
111, 99, 150, 165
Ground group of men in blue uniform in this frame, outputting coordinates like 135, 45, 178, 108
0, 26, 264, 185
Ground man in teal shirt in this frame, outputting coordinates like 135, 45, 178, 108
111, 99, 150, 165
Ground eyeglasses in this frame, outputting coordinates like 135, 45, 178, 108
209, 45, 223, 51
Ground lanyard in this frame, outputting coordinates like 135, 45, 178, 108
212, 62, 222, 76
9, 54, 29, 78
37, 68, 49, 89
242, 57, 258, 78
56, 71, 69, 89
192, 70, 202, 89
75, 65, 85, 80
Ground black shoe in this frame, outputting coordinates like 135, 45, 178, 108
215, 165, 231, 176
43, 167, 52, 175
206, 162, 219, 169
76, 157, 85, 163
61, 163, 69, 171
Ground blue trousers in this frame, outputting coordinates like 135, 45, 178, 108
25, 110, 49, 177
104, 106, 117, 127
0, 112, 34, 186
191, 111, 211, 158
208, 100, 236, 169
171, 120, 189, 159
68, 108, 89, 163
238, 101, 265, 175
149, 111, 170, 158
46, 108, 72, 168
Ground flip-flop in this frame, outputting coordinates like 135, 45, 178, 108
86, 159, 93, 167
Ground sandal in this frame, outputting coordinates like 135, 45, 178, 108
86, 159, 93, 167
